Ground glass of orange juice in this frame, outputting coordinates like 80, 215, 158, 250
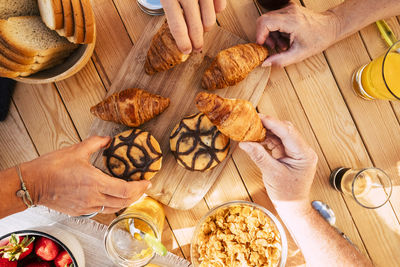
330, 167, 392, 209
352, 40, 400, 100
104, 196, 165, 266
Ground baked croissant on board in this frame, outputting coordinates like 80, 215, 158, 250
195, 92, 266, 142
144, 21, 190, 75
90, 88, 170, 127
202, 43, 269, 90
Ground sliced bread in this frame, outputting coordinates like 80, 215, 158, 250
0, 37, 75, 64
0, 0, 39, 19
0, 16, 77, 57
38, 0, 64, 30
59, 0, 74, 36
0, 57, 65, 78
68, 0, 85, 43
80, 0, 95, 43
0, 66, 20, 78
0, 51, 69, 72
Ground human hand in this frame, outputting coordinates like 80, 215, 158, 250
161, 0, 227, 54
239, 115, 318, 205
256, 2, 340, 67
22, 136, 151, 216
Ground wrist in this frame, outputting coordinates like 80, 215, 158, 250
20, 160, 45, 205
321, 9, 343, 47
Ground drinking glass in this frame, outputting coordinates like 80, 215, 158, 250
352, 40, 400, 100
137, 0, 164, 15
104, 196, 165, 266
330, 167, 392, 209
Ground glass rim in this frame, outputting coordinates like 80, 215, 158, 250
351, 167, 393, 209
104, 212, 160, 266
382, 40, 400, 100
190, 200, 288, 267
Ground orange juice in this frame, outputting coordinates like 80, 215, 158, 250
353, 51, 400, 100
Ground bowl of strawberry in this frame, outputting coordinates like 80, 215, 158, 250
0, 228, 83, 267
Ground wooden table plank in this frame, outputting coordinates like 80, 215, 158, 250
12, 82, 80, 155
56, 61, 107, 139
0, 103, 38, 169
91, 0, 132, 87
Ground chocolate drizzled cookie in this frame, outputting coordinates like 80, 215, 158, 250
103, 129, 162, 181
170, 113, 230, 171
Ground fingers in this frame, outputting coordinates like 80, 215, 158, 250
262, 42, 301, 67
161, 0, 192, 54
97, 171, 151, 199
256, 14, 288, 45
180, 0, 204, 51
199, 0, 216, 32
259, 116, 311, 160
78, 136, 111, 158
213, 0, 226, 13
239, 142, 278, 170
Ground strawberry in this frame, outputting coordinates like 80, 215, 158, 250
0, 234, 35, 261
0, 257, 17, 267
25, 262, 51, 267
34, 237, 59, 261
54, 250, 73, 267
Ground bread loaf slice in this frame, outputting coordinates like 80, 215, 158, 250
80, 0, 95, 43
0, 58, 65, 78
0, 51, 70, 72
0, 0, 39, 19
68, 0, 85, 43
0, 66, 20, 78
38, 0, 64, 29
0, 16, 77, 57
59, 0, 74, 36
0, 38, 75, 64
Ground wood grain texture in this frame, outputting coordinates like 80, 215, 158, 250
88, 18, 270, 210
56, 60, 106, 138
12, 82, 80, 155
91, 0, 132, 86
0, 103, 38, 169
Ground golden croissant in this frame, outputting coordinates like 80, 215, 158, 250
90, 88, 170, 127
144, 21, 190, 75
202, 43, 268, 89
195, 92, 266, 142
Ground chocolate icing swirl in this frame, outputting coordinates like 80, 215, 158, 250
170, 113, 230, 171
103, 129, 162, 181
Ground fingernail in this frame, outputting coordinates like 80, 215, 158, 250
146, 183, 152, 190
239, 142, 250, 151
183, 49, 192, 55
262, 61, 272, 68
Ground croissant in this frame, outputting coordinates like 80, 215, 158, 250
90, 88, 170, 127
202, 43, 268, 89
195, 92, 266, 142
144, 21, 190, 75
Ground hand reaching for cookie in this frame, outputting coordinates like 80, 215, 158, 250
0, 136, 151, 218
161, 0, 227, 54
239, 115, 318, 204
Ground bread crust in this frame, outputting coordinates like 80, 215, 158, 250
68, 0, 84, 43
61, 0, 74, 36
80, 0, 95, 43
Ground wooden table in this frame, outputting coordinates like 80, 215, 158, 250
1, 0, 400, 266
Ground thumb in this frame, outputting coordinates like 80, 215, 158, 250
126, 180, 152, 202
239, 142, 277, 170
262, 44, 302, 68
80, 136, 111, 157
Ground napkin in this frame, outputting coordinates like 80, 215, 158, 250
0, 207, 191, 267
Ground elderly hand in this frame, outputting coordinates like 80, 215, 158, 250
161, 0, 226, 54
22, 136, 151, 216
239, 115, 318, 204
256, 2, 339, 67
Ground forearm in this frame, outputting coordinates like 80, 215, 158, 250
329, 0, 400, 41
274, 201, 372, 267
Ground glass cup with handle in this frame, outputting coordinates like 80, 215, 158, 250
137, 0, 164, 15
330, 167, 392, 209
352, 40, 400, 100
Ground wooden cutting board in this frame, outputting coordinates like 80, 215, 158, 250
88, 17, 270, 210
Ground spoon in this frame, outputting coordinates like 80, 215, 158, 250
311, 200, 356, 248
129, 219, 167, 256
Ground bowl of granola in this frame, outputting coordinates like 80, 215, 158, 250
190, 201, 287, 267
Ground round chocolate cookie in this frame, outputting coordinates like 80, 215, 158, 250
170, 113, 230, 171
103, 129, 162, 181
